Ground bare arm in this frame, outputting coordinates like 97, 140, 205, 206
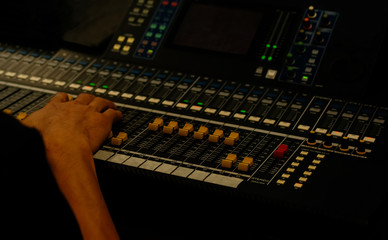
22, 92, 122, 240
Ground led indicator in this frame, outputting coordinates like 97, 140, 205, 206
302, 76, 309, 81
89, 83, 95, 86
183, 99, 189, 103
197, 102, 203, 106
266, 44, 271, 48
268, 56, 273, 61
261, 55, 266, 60
240, 110, 247, 113
272, 45, 277, 49
102, 85, 108, 89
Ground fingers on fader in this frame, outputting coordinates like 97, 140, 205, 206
50, 92, 71, 103
88, 97, 117, 113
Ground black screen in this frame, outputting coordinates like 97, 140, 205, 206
172, 3, 263, 55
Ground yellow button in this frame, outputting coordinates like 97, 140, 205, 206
148, 118, 164, 131
117, 132, 128, 141
221, 159, 233, 168
238, 163, 249, 172
16, 112, 28, 120
127, 37, 135, 44
122, 45, 131, 52
113, 44, 121, 51
111, 137, 123, 146
208, 129, 224, 143
117, 35, 125, 42
225, 153, 237, 163
224, 132, 239, 146
178, 123, 194, 136
242, 156, 254, 166
163, 121, 178, 134
2, 109, 12, 115
238, 157, 254, 172
193, 126, 209, 139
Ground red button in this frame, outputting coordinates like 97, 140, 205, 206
171, 1, 178, 7
273, 144, 289, 158
162, 1, 169, 6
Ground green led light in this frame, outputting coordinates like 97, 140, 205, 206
272, 45, 277, 49
102, 85, 108, 89
197, 102, 203, 106
76, 80, 82, 84
261, 55, 266, 60
302, 76, 309, 81
268, 56, 273, 61
183, 99, 189, 103
266, 44, 271, 48
89, 82, 95, 86
240, 110, 247, 113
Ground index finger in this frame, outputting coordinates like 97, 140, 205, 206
49, 92, 70, 103
102, 108, 123, 124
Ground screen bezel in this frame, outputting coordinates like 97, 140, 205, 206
165, 0, 277, 61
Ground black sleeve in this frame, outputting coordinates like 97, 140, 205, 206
0, 112, 81, 239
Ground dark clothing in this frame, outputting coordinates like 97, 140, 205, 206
0, 112, 81, 239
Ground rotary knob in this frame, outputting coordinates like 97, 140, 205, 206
307, 5, 317, 19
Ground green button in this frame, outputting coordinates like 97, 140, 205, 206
155, 33, 162, 39
159, 24, 167, 31
146, 32, 153, 37
150, 23, 158, 29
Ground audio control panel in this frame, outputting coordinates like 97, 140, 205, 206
0, 0, 388, 235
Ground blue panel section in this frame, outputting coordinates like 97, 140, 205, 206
134, 0, 181, 59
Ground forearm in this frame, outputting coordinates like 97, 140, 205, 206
45, 140, 119, 240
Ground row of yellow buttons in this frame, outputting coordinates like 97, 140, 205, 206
148, 118, 239, 146
276, 151, 325, 189
2, 109, 28, 120
221, 153, 254, 172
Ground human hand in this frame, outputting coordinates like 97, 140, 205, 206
22, 92, 122, 239
23, 92, 122, 153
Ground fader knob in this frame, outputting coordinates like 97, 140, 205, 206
339, 137, 350, 152
298, 29, 307, 42
286, 67, 297, 79
356, 140, 366, 155
307, 130, 317, 145
323, 133, 333, 148
314, 31, 324, 44
307, 5, 317, 19
286, 52, 295, 65
321, 13, 331, 27
303, 18, 312, 30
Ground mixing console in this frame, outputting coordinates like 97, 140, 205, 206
1, 0, 388, 238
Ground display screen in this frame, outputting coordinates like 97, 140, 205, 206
172, 3, 263, 55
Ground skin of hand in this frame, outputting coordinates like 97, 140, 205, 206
22, 92, 122, 240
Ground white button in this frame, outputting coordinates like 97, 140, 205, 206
148, 98, 160, 104
219, 110, 231, 117
95, 88, 107, 94
176, 103, 188, 109
190, 105, 202, 111
162, 100, 174, 106
121, 93, 133, 99
108, 90, 120, 96
263, 119, 276, 125
297, 124, 310, 131
233, 113, 246, 119
265, 69, 277, 79
248, 116, 261, 122
69, 83, 81, 89
204, 108, 217, 114
135, 95, 147, 101
82, 86, 93, 91
278, 121, 291, 128
54, 81, 66, 86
